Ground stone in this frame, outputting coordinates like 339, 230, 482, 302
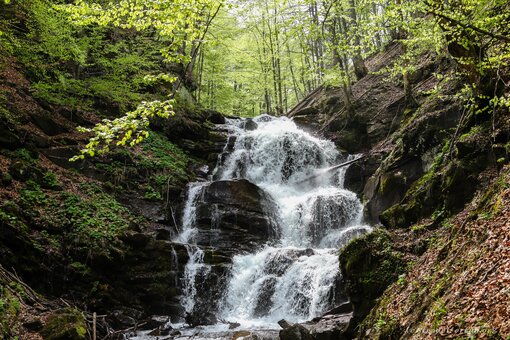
138, 316, 169, 330
185, 310, 217, 326
304, 314, 351, 340
206, 109, 226, 124
243, 118, 258, 131
40, 308, 87, 340
339, 229, 406, 333
279, 322, 314, 340
23, 318, 44, 331
192, 179, 280, 251
31, 113, 69, 136
110, 310, 137, 329
41, 147, 86, 170
9, 161, 45, 183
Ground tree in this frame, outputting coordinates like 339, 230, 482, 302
56, 0, 224, 159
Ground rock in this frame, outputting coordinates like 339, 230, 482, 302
41, 147, 86, 170
205, 109, 226, 124
147, 325, 173, 337
253, 277, 277, 316
31, 112, 69, 136
279, 322, 314, 340
232, 331, 259, 340
23, 318, 44, 331
304, 314, 351, 340
0, 123, 21, 149
228, 321, 241, 329
339, 229, 406, 335
40, 308, 87, 340
110, 310, 137, 329
1, 172, 13, 186
192, 179, 280, 251
9, 161, 45, 183
138, 316, 169, 330
243, 118, 258, 131
119, 232, 152, 249
278, 319, 292, 329
185, 311, 217, 326
321, 302, 353, 316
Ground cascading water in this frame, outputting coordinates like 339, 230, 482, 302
214, 116, 371, 326
130, 115, 371, 339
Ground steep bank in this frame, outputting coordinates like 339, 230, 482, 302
291, 42, 510, 338
0, 40, 227, 340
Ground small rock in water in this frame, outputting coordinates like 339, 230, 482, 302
278, 319, 293, 329
185, 311, 217, 326
243, 119, 258, 131
232, 330, 260, 340
228, 321, 241, 329
139, 316, 170, 332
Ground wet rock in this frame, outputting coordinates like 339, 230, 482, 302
138, 316, 169, 330
243, 118, 258, 131
233, 331, 260, 340
253, 276, 277, 316
40, 308, 87, 340
228, 321, 241, 329
278, 320, 313, 340
147, 323, 173, 336
110, 310, 137, 329
193, 179, 280, 251
185, 310, 217, 326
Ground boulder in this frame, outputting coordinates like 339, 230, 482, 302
278, 320, 314, 340
339, 229, 406, 335
303, 314, 351, 340
192, 179, 280, 251
40, 308, 87, 340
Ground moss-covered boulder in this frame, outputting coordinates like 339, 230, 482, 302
40, 308, 87, 340
339, 229, 406, 334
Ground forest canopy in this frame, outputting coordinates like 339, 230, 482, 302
1, 0, 509, 157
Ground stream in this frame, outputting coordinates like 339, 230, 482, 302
130, 115, 371, 339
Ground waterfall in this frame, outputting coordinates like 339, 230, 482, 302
173, 115, 371, 331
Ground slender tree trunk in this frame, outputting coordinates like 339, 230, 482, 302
348, 0, 368, 79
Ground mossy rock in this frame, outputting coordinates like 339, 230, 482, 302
339, 229, 406, 328
40, 308, 87, 340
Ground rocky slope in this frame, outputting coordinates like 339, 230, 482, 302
0, 52, 229, 337
289, 42, 509, 338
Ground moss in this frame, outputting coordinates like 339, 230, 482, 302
339, 229, 406, 323
0, 285, 22, 338
40, 308, 87, 340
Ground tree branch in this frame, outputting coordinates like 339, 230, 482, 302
427, 7, 510, 43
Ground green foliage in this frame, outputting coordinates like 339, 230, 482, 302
17, 181, 139, 247
139, 131, 193, 191
40, 308, 87, 340
43, 172, 61, 189
0, 286, 21, 338
20, 180, 47, 206
71, 100, 174, 161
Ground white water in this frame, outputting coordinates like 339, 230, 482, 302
131, 115, 371, 339
215, 116, 370, 326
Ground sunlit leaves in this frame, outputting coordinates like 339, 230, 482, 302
71, 100, 175, 161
